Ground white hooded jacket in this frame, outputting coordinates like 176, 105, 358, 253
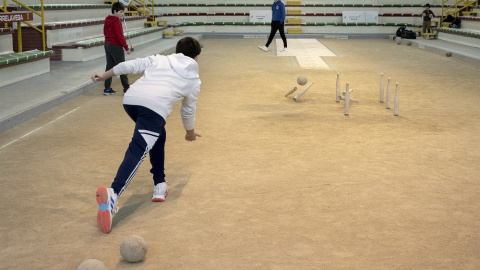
114, 53, 201, 131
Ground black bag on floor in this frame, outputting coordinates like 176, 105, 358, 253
450, 17, 461, 28
401, 30, 417, 39
395, 26, 406, 37
444, 15, 454, 22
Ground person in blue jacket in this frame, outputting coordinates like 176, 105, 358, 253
259, 0, 288, 52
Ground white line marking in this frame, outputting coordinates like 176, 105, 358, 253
0, 107, 80, 150
1, 140, 19, 149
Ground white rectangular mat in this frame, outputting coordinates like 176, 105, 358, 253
275, 39, 336, 69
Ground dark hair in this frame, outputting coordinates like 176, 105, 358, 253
176, 37, 202, 59
425, 3, 430, 8
111, 2, 124, 14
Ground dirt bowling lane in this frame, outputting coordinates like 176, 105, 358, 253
0, 38, 479, 269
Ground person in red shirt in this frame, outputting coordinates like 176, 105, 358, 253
103, 2, 131, 95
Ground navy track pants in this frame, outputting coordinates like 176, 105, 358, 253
111, 105, 166, 196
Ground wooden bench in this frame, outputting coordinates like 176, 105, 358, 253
163, 31, 174, 38
287, 1, 302, 5
287, 28, 303, 34
144, 20, 168, 27
287, 10, 302, 15
287, 18, 302, 24
157, 20, 168, 26
423, 32, 438, 39
462, 11, 478, 16
124, 11, 139, 16
144, 21, 157, 27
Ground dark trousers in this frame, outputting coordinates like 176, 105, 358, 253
104, 43, 129, 91
422, 21, 432, 33
265, 21, 287, 48
111, 105, 166, 197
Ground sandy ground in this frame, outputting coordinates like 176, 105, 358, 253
0, 38, 479, 269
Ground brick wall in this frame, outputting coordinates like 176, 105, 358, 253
12, 27, 45, 52
12, 27, 63, 60
50, 47, 62, 61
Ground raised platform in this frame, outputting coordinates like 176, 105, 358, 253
52, 26, 169, 61
437, 28, 480, 48
0, 50, 53, 88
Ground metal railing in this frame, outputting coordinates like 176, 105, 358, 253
129, 0, 147, 16
11, 0, 46, 51
441, 0, 479, 24
2, 0, 8, 28
146, 0, 155, 22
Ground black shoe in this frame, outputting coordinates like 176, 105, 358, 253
103, 88, 116, 95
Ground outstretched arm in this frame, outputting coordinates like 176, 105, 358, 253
91, 69, 115, 82
91, 55, 155, 82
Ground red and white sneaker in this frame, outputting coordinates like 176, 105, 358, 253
152, 182, 168, 202
96, 187, 118, 234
